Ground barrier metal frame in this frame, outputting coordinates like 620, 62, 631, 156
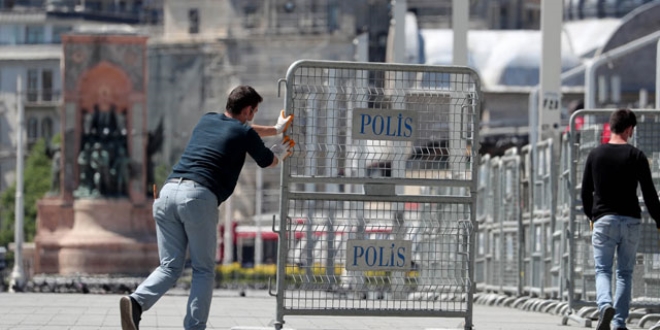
475, 154, 492, 291
532, 139, 555, 298
272, 60, 482, 330
498, 148, 523, 297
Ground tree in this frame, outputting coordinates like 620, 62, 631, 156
0, 137, 53, 248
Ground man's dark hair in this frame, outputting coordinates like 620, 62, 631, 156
609, 108, 637, 134
226, 85, 263, 115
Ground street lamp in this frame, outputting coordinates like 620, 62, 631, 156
9, 76, 26, 292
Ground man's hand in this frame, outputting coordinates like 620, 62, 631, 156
270, 136, 295, 162
274, 110, 293, 134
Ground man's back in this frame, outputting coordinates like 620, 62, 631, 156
582, 143, 660, 224
584, 144, 641, 219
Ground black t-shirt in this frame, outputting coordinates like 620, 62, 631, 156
168, 112, 274, 204
581, 143, 660, 227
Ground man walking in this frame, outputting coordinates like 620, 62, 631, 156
120, 85, 294, 330
581, 109, 660, 330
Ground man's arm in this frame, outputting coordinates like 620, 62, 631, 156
252, 124, 277, 137
637, 152, 660, 228
253, 110, 294, 137
268, 156, 280, 168
581, 153, 594, 220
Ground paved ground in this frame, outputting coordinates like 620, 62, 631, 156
0, 290, 612, 330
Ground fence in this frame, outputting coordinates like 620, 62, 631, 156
268, 61, 660, 329
470, 109, 660, 330
563, 109, 660, 328
273, 60, 481, 330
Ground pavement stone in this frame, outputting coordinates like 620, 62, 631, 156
0, 290, 591, 330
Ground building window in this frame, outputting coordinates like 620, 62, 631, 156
188, 8, 199, 34
27, 69, 38, 102
52, 26, 72, 43
25, 26, 44, 44
85, 1, 102, 11
244, 5, 258, 28
42, 69, 53, 101
27, 117, 38, 143
499, 7, 508, 29
328, 0, 340, 32
41, 117, 53, 141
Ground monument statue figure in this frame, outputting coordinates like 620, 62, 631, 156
91, 104, 119, 141
90, 142, 111, 197
75, 104, 130, 198
111, 145, 130, 196
46, 142, 62, 196
74, 142, 94, 198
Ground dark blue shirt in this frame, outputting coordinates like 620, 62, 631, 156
168, 112, 274, 204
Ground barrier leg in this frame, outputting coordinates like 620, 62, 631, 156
562, 310, 592, 328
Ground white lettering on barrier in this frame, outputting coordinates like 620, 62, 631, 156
346, 239, 413, 271
351, 108, 417, 141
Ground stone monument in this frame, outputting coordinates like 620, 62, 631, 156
34, 30, 159, 275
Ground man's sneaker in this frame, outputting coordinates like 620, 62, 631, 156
120, 296, 142, 330
596, 305, 615, 330
613, 327, 629, 330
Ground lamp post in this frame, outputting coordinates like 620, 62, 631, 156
9, 76, 26, 292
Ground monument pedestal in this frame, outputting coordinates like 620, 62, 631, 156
34, 197, 73, 274
35, 198, 158, 275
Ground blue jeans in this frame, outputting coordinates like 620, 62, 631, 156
131, 180, 219, 330
592, 215, 641, 329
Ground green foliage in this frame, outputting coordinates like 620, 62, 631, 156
154, 163, 170, 189
0, 138, 53, 248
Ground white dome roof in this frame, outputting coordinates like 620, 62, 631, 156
416, 18, 621, 90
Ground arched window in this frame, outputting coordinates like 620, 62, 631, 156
41, 117, 53, 141
27, 117, 38, 143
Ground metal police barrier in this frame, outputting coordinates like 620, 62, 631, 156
496, 148, 523, 297
526, 138, 555, 298
564, 109, 660, 328
475, 154, 492, 291
552, 134, 571, 301
475, 149, 522, 305
272, 60, 481, 330
480, 156, 500, 295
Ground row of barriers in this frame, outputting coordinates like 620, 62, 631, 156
267, 59, 660, 330
476, 109, 660, 329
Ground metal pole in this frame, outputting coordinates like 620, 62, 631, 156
452, 0, 469, 66
223, 197, 233, 265
10, 76, 25, 292
353, 33, 369, 62
391, 0, 407, 63
539, 0, 563, 302
528, 60, 588, 149
255, 167, 263, 267
656, 39, 659, 109
539, 0, 563, 137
